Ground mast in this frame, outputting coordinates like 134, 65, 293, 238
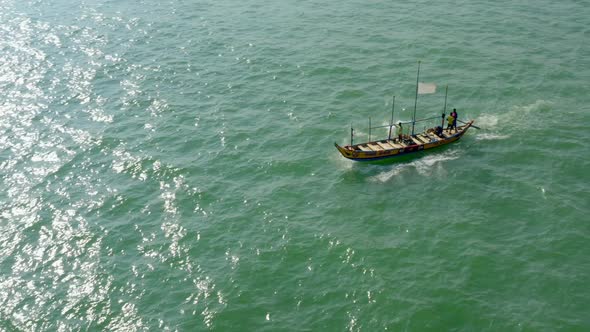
388, 95, 395, 140
412, 61, 421, 136
368, 117, 371, 142
442, 85, 448, 128
350, 124, 354, 146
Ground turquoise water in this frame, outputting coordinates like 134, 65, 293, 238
1, 0, 590, 330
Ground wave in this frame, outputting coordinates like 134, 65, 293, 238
474, 100, 553, 137
475, 114, 499, 128
475, 133, 510, 141
370, 150, 461, 183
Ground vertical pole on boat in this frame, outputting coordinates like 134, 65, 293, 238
368, 117, 371, 142
350, 124, 354, 146
442, 85, 448, 128
388, 95, 395, 140
412, 61, 421, 136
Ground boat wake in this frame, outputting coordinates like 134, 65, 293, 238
476, 100, 552, 130
370, 150, 461, 183
475, 133, 510, 141
332, 149, 355, 170
472, 100, 552, 140
475, 114, 499, 128
503, 100, 553, 129
513, 99, 553, 114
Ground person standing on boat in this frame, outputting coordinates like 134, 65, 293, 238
397, 122, 404, 141
451, 108, 458, 131
447, 113, 455, 133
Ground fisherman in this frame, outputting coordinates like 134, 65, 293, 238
447, 114, 455, 132
451, 108, 458, 131
397, 122, 403, 141
435, 126, 443, 136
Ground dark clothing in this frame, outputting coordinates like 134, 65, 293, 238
451, 110, 458, 129
435, 126, 443, 136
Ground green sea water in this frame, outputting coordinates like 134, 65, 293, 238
1, 0, 590, 330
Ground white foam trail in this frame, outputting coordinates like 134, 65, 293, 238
514, 100, 553, 114
372, 165, 405, 183
476, 100, 553, 130
413, 150, 460, 175
476, 114, 499, 128
331, 148, 354, 170
475, 133, 510, 141
370, 150, 460, 183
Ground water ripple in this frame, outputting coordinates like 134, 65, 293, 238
1, 0, 589, 330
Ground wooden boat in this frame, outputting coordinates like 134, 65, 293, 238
334, 120, 474, 161
335, 61, 476, 162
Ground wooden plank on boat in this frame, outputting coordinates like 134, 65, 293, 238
387, 141, 404, 149
423, 133, 438, 141
412, 135, 426, 143
367, 143, 383, 151
376, 141, 394, 150
417, 134, 432, 143
358, 145, 372, 152
410, 137, 423, 145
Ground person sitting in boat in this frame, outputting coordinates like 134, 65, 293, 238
451, 108, 458, 131
447, 114, 455, 132
435, 126, 443, 136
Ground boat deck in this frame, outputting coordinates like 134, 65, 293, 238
349, 124, 470, 153
354, 139, 409, 151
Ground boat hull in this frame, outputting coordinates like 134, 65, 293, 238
335, 121, 473, 162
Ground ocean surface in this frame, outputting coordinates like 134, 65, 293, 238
1, 0, 589, 330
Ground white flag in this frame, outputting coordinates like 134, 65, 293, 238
418, 82, 436, 94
